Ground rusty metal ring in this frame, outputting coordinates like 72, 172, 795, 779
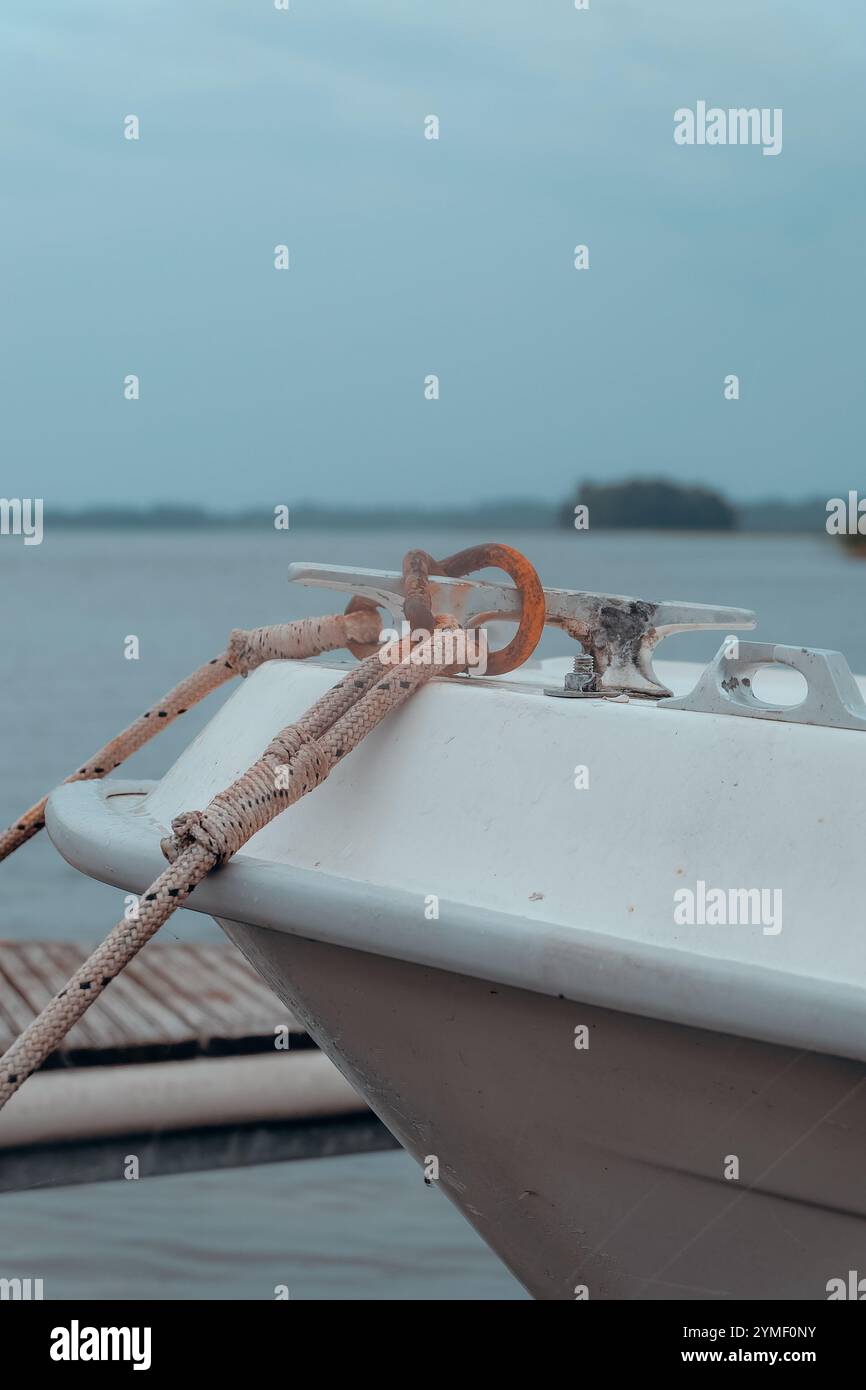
401, 549, 437, 633
434, 543, 546, 676
343, 595, 384, 661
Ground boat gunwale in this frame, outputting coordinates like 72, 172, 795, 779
46, 778, 866, 1066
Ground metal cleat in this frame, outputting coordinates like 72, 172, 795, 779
660, 641, 866, 730
288, 562, 757, 698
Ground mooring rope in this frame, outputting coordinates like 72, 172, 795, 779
0, 621, 458, 1110
0, 609, 380, 862
0, 542, 546, 1111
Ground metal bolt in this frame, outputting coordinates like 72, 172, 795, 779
564, 654, 595, 692
544, 652, 600, 699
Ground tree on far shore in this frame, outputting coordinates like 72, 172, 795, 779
561, 478, 737, 530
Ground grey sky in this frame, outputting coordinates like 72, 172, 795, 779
1, 1, 863, 508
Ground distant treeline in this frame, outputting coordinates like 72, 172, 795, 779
45, 500, 554, 530
561, 479, 835, 532
45, 484, 836, 533
563, 480, 736, 531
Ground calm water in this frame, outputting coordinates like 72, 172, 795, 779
0, 527, 861, 1299
1, 1151, 527, 1301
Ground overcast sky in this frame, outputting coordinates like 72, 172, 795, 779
1, 1, 863, 508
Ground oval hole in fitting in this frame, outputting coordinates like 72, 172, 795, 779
750, 665, 809, 707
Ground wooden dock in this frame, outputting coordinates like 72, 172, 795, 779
0, 940, 398, 1191
0, 940, 307, 1065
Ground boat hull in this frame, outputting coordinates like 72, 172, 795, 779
220, 915, 866, 1302
43, 653, 866, 1301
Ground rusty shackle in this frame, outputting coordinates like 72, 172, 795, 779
343, 542, 545, 677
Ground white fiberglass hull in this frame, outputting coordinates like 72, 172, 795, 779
45, 656, 866, 1299
218, 919, 866, 1301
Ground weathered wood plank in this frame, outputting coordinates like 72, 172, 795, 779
45, 941, 179, 1046
187, 943, 296, 1018
0, 958, 38, 1036
0, 940, 305, 1063
1, 942, 110, 1049
23, 942, 136, 1049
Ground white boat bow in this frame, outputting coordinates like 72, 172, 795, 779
45, 649, 866, 1300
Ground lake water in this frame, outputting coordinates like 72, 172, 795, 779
0, 527, 861, 1298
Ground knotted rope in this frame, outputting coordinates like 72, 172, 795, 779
0, 608, 380, 862
0, 622, 457, 1110
0, 542, 545, 1111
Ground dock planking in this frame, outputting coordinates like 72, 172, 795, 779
0, 941, 309, 1068
0, 942, 396, 1189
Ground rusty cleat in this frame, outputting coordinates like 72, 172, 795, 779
287, 563, 756, 697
